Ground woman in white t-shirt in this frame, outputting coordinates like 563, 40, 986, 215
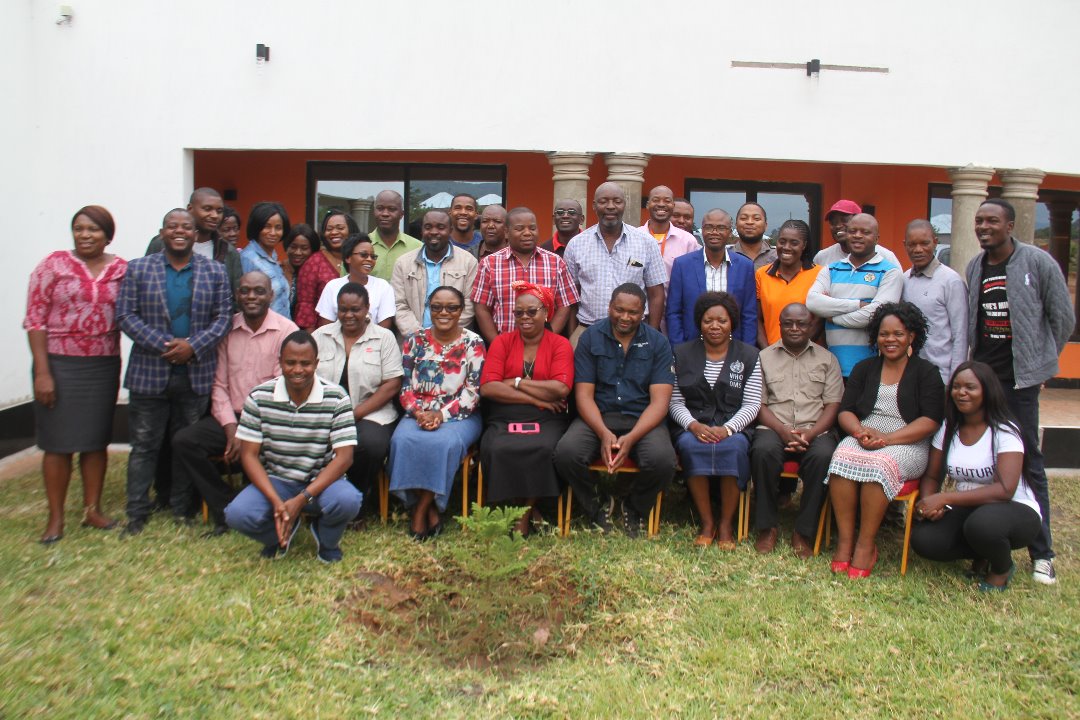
315, 234, 395, 329
910, 361, 1041, 591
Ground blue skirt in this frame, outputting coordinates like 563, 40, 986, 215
388, 414, 482, 511
675, 431, 751, 490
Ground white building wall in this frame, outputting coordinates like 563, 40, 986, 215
2, 0, 1078, 407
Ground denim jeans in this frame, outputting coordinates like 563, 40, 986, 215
224, 475, 362, 553
1002, 383, 1053, 560
125, 372, 208, 521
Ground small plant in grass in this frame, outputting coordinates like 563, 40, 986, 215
452, 503, 534, 582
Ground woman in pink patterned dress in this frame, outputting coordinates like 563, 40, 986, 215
24, 206, 128, 544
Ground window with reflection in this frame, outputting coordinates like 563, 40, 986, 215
306, 162, 507, 233
685, 180, 822, 253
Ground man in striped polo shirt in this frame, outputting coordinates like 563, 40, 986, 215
806, 214, 903, 377
224, 331, 360, 562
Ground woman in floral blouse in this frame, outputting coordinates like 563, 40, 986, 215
388, 286, 485, 540
24, 206, 128, 544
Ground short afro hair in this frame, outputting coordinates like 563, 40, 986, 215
693, 291, 741, 333
867, 301, 929, 355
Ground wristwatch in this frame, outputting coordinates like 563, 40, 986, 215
301, 489, 315, 505
514, 376, 522, 389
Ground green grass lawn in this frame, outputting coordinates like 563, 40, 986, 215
1, 457, 1077, 719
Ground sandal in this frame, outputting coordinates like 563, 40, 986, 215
978, 563, 1016, 592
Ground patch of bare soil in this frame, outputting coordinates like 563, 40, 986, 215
342, 554, 586, 673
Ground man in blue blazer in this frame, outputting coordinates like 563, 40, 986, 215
118, 208, 232, 534
666, 209, 757, 345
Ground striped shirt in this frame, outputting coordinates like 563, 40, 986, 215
669, 358, 763, 433
235, 375, 357, 483
805, 252, 903, 377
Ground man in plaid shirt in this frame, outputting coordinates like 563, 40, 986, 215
471, 207, 578, 343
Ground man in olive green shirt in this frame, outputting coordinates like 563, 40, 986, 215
750, 302, 843, 557
369, 190, 421, 281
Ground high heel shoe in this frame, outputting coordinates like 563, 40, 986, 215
848, 547, 879, 579
830, 559, 851, 574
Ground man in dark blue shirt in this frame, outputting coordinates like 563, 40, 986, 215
554, 283, 676, 536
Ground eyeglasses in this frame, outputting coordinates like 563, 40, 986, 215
780, 320, 812, 329
429, 304, 462, 314
238, 287, 269, 296
554, 209, 579, 217
701, 224, 732, 233
513, 307, 544, 319
352, 251, 378, 260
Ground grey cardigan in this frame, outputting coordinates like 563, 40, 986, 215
965, 238, 1075, 388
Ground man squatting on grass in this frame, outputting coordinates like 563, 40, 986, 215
224, 331, 361, 563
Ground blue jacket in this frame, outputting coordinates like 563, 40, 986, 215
117, 252, 232, 395
665, 249, 757, 346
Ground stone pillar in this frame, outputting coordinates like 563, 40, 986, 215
349, 198, 373, 234
547, 152, 595, 230
1000, 168, 1046, 245
948, 165, 996, 274
1047, 200, 1077, 280
604, 152, 650, 225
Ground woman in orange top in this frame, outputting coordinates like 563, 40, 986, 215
755, 219, 822, 348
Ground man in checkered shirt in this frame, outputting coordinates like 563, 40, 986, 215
471, 206, 578, 343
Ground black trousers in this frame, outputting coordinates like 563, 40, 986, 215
1001, 384, 1053, 560
347, 419, 397, 515
173, 415, 239, 524
553, 414, 676, 517
910, 501, 1041, 575
750, 428, 837, 538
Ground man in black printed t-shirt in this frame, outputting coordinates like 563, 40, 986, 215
966, 199, 1075, 586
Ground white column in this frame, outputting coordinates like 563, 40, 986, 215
948, 165, 996, 274
604, 152, 650, 225
350, 198, 373, 234
547, 152, 595, 229
999, 168, 1046, 245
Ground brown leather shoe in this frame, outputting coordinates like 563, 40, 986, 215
754, 527, 778, 554
791, 531, 813, 560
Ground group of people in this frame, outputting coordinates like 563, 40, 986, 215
24, 183, 1074, 589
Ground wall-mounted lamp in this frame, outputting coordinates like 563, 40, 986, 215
56, 5, 73, 25
806, 58, 820, 76
256, 44, 270, 63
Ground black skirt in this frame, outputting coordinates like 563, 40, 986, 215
479, 402, 569, 503
34, 355, 120, 453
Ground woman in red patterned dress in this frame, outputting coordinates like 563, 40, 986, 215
24, 206, 128, 544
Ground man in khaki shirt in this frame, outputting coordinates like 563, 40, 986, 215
750, 302, 843, 557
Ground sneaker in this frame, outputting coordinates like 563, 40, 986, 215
592, 496, 615, 534
261, 517, 302, 559
259, 544, 284, 559
309, 520, 342, 563
1033, 558, 1057, 586
621, 502, 644, 539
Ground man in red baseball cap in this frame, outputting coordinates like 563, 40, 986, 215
814, 200, 899, 267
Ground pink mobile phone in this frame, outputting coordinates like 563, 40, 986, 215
508, 422, 540, 434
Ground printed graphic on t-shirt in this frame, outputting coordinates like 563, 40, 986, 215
979, 272, 1011, 341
